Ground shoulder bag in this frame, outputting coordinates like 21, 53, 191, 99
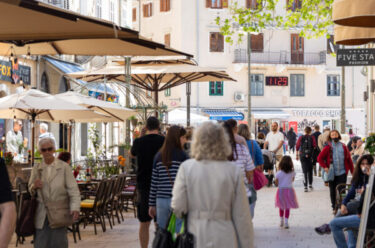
39, 167, 73, 229
250, 140, 268, 190
152, 212, 175, 248
175, 215, 195, 248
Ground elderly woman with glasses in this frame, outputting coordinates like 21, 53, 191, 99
28, 137, 80, 248
171, 122, 254, 248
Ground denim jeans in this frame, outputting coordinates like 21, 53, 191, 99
250, 202, 256, 219
329, 214, 360, 248
156, 197, 182, 231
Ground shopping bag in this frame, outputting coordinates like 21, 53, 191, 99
322, 165, 334, 182
175, 215, 195, 248
152, 213, 176, 248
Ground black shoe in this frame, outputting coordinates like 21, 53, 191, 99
304, 187, 308, 192
315, 224, 331, 235
309, 185, 313, 190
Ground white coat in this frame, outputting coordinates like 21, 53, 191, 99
171, 159, 254, 248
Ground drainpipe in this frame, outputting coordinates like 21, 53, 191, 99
195, 0, 200, 109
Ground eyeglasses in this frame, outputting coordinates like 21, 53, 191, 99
41, 147, 54, 152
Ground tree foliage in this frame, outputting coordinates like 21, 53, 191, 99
216, 0, 334, 44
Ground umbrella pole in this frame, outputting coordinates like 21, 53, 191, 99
186, 82, 191, 127
31, 113, 36, 166
104, 122, 107, 159
68, 122, 72, 153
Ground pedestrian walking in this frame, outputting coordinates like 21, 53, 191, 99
286, 128, 297, 154
275, 156, 299, 229
265, 122, 284, 168
223, 121, 256, 218
148, 126, 188, 230
0, 157, 16, 248
257, 133, 266, 149
171, 122, 254, 248
226, 119, 248, 148
312, 125, 322, 176
318, 126, 330, 151
296, 126, 317, 192
317, 130, 354, 214
29, 138, 80, 248
130, 117, 165, 248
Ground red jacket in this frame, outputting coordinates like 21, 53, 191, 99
317, 142, 354, 175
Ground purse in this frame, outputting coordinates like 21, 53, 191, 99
39, 168, 73, 229
175, 215, 195, 248
322, 165, 335, 182
152, 212, 175, 248
249, 140, 268, 190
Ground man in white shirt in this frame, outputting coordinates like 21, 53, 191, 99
39, 123, 56, 149
6, 120, 27, 156
265, 122, 284, 167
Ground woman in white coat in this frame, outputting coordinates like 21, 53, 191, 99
171, 122, 254, 248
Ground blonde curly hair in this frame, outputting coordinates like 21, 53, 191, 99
191, 122, 231, 161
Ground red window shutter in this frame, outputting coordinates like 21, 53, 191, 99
251, 33, 264, 52
218, 33, 224, 52
143, 4, 146, 17
206, 0, 211, 8
166, 0, 170, 11
132, 8, 136, 21
210, 33, 216, 52
160, 0, 164, 12
222, 0, 228, 8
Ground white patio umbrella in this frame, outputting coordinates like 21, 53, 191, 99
0, 89, 111, 165
55, 91, 135, 122
167, 109, 209, 126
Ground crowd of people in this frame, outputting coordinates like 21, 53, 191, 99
0, 115, 373, 248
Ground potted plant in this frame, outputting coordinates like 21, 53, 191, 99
4, 152, 14, 166
129, 115, 138, 127
365, 133, 375, 155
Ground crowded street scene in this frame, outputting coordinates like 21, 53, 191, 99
1, 0, 375, 248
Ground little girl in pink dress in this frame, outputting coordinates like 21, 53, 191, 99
275, 156, 299, 229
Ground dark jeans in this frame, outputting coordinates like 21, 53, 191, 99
301, 157, 313, 187
329, 173, 347, 210
289, 145, 295, 153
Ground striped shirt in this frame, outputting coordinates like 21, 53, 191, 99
149, 150, 188, 206
233, 144, 255, 197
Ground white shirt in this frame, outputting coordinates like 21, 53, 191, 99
265, 131, 284, 156
6, 130, 23, 154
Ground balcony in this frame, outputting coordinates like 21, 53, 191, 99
233, 49, 326, 65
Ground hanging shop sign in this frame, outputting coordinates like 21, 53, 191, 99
265, 76, 288, 86
0, 58, 31, 85
337, 49, 375, 66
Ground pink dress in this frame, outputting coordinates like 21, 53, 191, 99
275, 170, 299, 209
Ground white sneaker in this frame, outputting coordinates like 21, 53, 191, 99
284, 223, 289, 229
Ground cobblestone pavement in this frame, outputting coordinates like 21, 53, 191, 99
10, 155, 337, 248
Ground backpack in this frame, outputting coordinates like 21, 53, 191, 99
300, 135, 313, 158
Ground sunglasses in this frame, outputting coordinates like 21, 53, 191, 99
41, 147, 54, 152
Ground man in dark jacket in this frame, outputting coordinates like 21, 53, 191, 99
312, 125, 322, 176
286, 128, 297, 154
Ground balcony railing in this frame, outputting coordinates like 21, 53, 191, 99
233, 49, 326, 65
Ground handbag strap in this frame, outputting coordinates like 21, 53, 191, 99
164, 165, 174, 186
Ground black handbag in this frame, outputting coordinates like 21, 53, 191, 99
152, 213, 174, 248
175, 215, 195, 248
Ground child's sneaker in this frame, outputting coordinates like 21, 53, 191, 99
280, 218, 284, 227
284, 218, 289, 229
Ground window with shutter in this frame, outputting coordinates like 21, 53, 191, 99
206, 0, 211, 8
164, 34, 171, 47
161, 0, 171, 12
210, 0, 222, 9
290, 74, 305, 97
210, 32, 224, 52
143, 3, 153, 17
247, 0, 260, 9
327, 75, 340, 96
132, 8, 136, 22
209, 81, 224, 96
160, 0, 164, 11
287, 0, 302, 11
251, 33, 264, 52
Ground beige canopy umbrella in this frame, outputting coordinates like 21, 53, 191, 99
0, 0, 191, 57
0, 89, 112, 165
67, 64, 236, 125
333, 0, 375, 27
115, 56, 197, 66
334, 25, 375, 45
55, 91, 135, 122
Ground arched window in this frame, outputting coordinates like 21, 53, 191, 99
59, 77, 69, 93
40, 72, 50, 93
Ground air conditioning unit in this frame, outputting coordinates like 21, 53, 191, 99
234, 92, 245, 102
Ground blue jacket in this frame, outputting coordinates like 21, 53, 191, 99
342, 174, 368, 206
246, 140, 264, 167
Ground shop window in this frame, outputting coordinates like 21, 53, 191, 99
164, 88, 171, 97
251, 33, 264, 52
160, 0, 171, 12
209, 32, 224, 52
209, 81, 224, 96
143, 3, 153, 17
290, 74, 304, 96
251, 74, 264, 96
40, 72, 50, 93
327, 75, 340, 96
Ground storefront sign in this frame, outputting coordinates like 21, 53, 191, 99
337, 49, 375, 66
292, 110, 340, 118
0, 59, 31, 85
265, 76, 288, 86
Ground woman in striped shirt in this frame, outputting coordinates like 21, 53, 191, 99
148, 126, 188, 229
223, 121, 256, 218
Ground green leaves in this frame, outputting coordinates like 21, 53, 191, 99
217, 0, 334, 43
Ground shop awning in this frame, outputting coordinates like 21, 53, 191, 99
203, 109, 244, 121
252, 110, 290, 120
44, 56, 119, 99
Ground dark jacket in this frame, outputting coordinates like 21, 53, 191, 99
343, 174, 368, 206
286, 130, 297, 147
317, 142, 354, 175
358, 180, 375, 228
